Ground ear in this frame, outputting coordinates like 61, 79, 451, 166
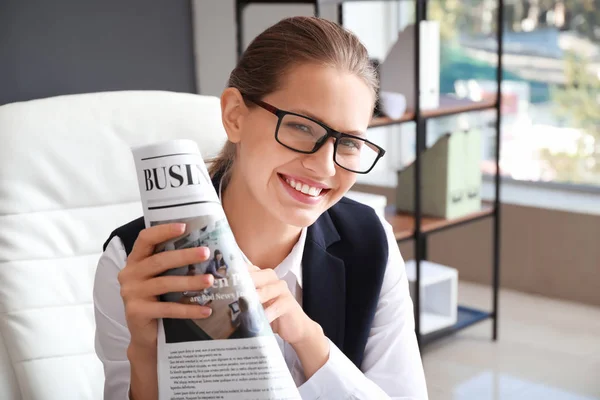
220, 87, 248, 144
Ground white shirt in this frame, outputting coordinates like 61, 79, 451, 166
93, 212, 429, 400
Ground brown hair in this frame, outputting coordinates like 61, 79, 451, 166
208, 16, 378, 181
238, 296, 249, 312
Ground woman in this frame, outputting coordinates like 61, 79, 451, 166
229, 296, 263, 338
94, 16, 428, 399
205, 249, 228, 278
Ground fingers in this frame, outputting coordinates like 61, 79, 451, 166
264, 297, 292, 323
119, 246, 210, 287
140, 247, 210, 278
256, 279, 288, 305
129, 223, 186, 262
127, 300, 212, 321
248, 263, 261, 272
249, 268, 279, 288
124, 274, 215, 298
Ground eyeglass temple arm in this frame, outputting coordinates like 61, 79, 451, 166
248, 98, 278, 116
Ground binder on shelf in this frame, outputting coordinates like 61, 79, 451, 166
405, 260, 458, 335
395, 129, 483, 219
465, 128, 483, 215
379, 20, 440, 111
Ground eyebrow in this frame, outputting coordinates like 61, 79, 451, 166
290, 108, 367, 138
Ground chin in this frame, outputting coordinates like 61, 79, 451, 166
277, 208, 323, 228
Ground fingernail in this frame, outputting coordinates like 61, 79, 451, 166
175, 223, 186, 233
197, 247, 209, 257
202, 307, 213, 317
205, 274, 214, 285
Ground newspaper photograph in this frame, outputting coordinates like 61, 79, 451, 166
132, 139, 301, 400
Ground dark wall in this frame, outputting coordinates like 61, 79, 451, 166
0, 0, 197, 105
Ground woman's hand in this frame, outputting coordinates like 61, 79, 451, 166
249, 265, 330, 379
117, 223, 215, 400
118, 224, 214, 400
249, 266, 310, 344
118, 223, 215, 351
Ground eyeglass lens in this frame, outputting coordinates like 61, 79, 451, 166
277, 114, 379, 173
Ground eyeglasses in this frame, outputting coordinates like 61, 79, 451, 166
243, 96, 386, 174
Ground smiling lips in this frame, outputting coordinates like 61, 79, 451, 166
279, 174, 329, 198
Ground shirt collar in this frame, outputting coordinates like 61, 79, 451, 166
217, 174, 305, 288
274, 227, 306, 288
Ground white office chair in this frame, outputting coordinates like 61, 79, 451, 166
0, 91, 227, 400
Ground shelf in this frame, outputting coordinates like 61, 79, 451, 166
405, 259, 457, 287
239, 0, 317, 4
370, 110, 415, 127
239, 0, 409, 4
421, 305, 493, 346
405, 260, 459, 334
369, 96, 497, 129
385, 205, 494, 241
420, 312, 458, 336
318, 0, 413, 3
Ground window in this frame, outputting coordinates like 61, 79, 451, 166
348, 0, 600, 191
429, 0, 600, 187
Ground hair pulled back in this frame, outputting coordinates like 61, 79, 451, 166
209, 16, 378, 181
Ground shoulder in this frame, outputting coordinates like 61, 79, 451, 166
332, 195, 378, 213
323, 196, 401, 272
94, 217, 144, 316
321, 197, 391, 273
326, 196, 387, 240
102, 216, 145, 255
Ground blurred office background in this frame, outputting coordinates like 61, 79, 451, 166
1, 1, 599, 399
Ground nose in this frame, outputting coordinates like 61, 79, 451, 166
301, 138, 336, 177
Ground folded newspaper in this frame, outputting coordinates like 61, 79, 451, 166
132, 140, 301, 400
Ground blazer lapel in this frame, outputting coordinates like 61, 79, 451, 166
302, 211, 346, 350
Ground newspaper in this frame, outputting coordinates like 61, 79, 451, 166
132, 139, 301, 400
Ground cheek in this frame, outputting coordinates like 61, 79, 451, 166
239, 122, 275, 164
245, 141, 288, 172
239, 126, 291, 179
337, 170, 357, 191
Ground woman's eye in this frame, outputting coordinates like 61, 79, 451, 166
339, 138, 362, 149
292, 124, 312, 133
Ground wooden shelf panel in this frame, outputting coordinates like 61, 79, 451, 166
370, 111, 415, 128
369, 96, 497, 129
241, 0, 316, 4
385, 205, 494, 241
241, 0, 409, 4
319, 0, 410, 3
425, 96, 497, 118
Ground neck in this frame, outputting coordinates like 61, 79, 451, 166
221, 170, 301, 270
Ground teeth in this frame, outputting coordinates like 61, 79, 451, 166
284, 177, 324, 197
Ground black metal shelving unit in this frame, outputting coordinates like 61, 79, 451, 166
235, 0, 503, 348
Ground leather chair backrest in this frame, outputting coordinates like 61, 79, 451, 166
0, 91, 227, 399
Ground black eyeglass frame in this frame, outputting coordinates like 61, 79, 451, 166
243, 96, 386, 174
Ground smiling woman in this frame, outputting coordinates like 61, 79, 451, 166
94, 16, 428, 400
